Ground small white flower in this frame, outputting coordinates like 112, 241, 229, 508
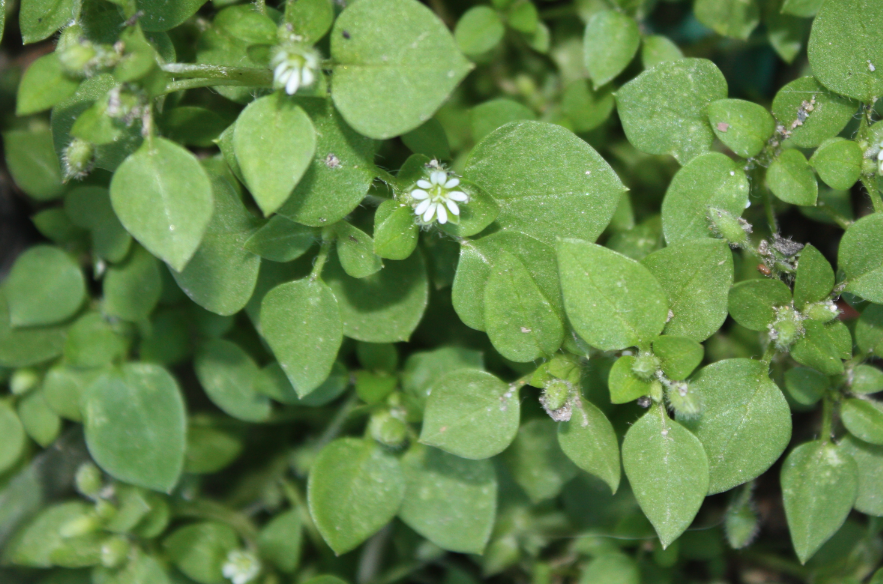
271, 45, 319, 95
221, 550, 261, 584
878, 145, 883, 174
409, 167, 468, 225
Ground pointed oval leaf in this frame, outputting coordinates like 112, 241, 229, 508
244, 215, 317, 262
333, 222, 383, 279
727, 278, 793, 331
781, 441, 858, 563
557, 401, 621, 493
308, 437, 405, 555
680, 359, 792, 494
110, 138, 214, 272
82, 363, 186, 492
373, 201, 419, 260
838, 434, 883, 516
261, 278, 343, 397
841, 399, 883, 445
5, 245, 85, 327
103, 245, 163, 322
420, 369, 520, 460
771, 76, 857, 148
194, 339, 271, 422
504, 418, 578, 503
0, 288, 67, 368
767, 149, 818, 206
839, 214, 883, 303
810, 137, 863, 190
399, 445, 497, 554
694, 0, 760, 40
557, 238, 669, 351
793, 244, 834, 309
707, 99, 775, 158
622, 406, 709, 548
16, 53, 79, 116
465, 121, 625, 245
583, 11, 640, 88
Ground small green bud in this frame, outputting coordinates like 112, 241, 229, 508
863, 158, 878, 176
540, 379, 573, 422
100, 536, 130, 568
665, 381, 701, 419
804, 300, 839, 323
10, 368, 40, 395
59, 514, 100, 538
707, 207, 751, 247
94, 499, 117, 521
631, 351, 661, 380
769, 306, 805, 350
75, 462, 104, 498
368, 410, 408, 448
649, 379, 664, 403
63, 138, 95, 181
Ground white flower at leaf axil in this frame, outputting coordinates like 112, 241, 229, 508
221, 550, 261, 584
271, 45, 319, 95
409, 170, 469, 225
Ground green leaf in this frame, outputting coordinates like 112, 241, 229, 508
465, 121, 625, 245
278, 98, 378, 226
194, 339, 271, 422
103, 245, 163, 322
641, 35, 684, 69
660, 153, 750, 244
82, 363, 186, 492
839, 214, 883, 303
284, 0, 333, 42
32, 207, 85, 246
809, 138, 863, 190
261, 278, 343, 396
373, 201, 419, 260
643, 239, 734, 342
765, 4, 807, 64
308, 437, 405, 555
0, 288, 67, 368
164, 522, 238, 584
578, 553, 640, 584
838, 434, 883, 516
470, 98, 536, 143
110, 138, 214, 272
707, 99, 776, 158
19, 0, 76, 44
841, 399, 883, 445
622, 405, 709, 548
608, 355, 653, 404
5, 245, 85, 327
401, 118, 451, 160
505, 0, 538, 34
3, 501, 92, 567
792, 244, 834, 309
17, 389, 61, 447
170, 169, 261, 315
233, 93, 316, 216
330, 0, 472, 139
852, 364, 883, 395
616, 59, 728, 164
583, 10, 640, 88
557, 401, 621, 493
781, 441, 858, 563
158, 107, 230, 149
65, 186, 132, 262
503, 418, 578, 503
782, 0, 824, 17
138, 0, 208, 32
399, 444, 496, 553
783, 367, 828, 407
455, 6, 505, 57
560, 80, 615, 133
856, 304, 883, 357
244, 215, 317, 262
727, 278, 793, 331
401, 347, 484, 414
771, 76, 857, 148
3, 128, 64, 201
484, 250, 564, 362
0, 402, 27, 474
16, 53, 79, 115
324, 251, 428, 343
185, 425, 243, 474
333, 222, 383, 279
420, 369, 519, 459
42, 365, 98, 421
767, 149, 818, 206
791, 320, 852, 375
807, 0, 883, 103
64, 312, 129, 368
258, 509, 302, 573
557, 238, 669, 351
652, 336, 704, 380
694, 0, 759, 40
680, 359, 791, 494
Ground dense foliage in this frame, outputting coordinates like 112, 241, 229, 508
1, 0, 883, 583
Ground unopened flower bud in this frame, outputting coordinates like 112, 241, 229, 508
666, 381, 701, 419
75, 462, 104, 498
368, 410, 408, 448
707, 207, 751, 248
769, 306, 804, 350
10, 368, 40, 395
631, 351, 661, 381
63, 138, 94, 181
804, 300, 839, 323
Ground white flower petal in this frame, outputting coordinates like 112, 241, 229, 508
301, 67, 315, 87
446, 200, 460, 215
431, 170, 447, 185
410, 189, 428, 200
444, 178, 460, 188
437, 204, 448, 224
423, 203, 437, 222
414, 199, 432, 214
274, 62, 289, 81
878, 149, 883, 161
285, 71, 301, 95
417, 179, 432, 189
447, 191, 468, 202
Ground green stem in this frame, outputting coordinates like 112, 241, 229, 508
280, 479, 326, 550
817, 203, 853, 229
761, 342, 777, 364
820, 393, 834, 443
161, 63, 273, 84
310, 236, 334, 281
254, 0, 267, 15
315, 393, 359, 448
172, 499, 259, 543
740, 551, 810, 580
159, 77, 269, 96
861, 176, 883, 214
